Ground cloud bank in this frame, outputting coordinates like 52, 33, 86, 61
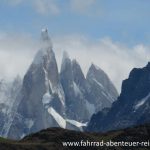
0, 32, 38, 80
0, 32, 150, 92
53, 35, 150, 92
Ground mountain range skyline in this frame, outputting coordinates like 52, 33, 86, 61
0, 29, 150, 92
0, 29, 118, 139
1, 0, 150, 92
0, 1, 150, 149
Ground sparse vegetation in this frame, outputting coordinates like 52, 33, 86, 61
0, 123, 149, 150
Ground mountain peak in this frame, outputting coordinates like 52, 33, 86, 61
90, 63, 100, 70
72, 59, 79, 65
41, 28, 49, 41
87, 63, 105, 79
146, 61, 150, 69
32, 29, 55, 65
61, 51, 71, 73
62, 51, 69, 61
41, 28, 53, 49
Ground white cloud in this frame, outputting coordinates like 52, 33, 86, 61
0, 32, 40, 81
2, 0, 99, 16
32, 0, 60, 15
70, 0, 96, 13
0, 32, 150, 93
53, 35, 150, 93
2, 0, 60, 15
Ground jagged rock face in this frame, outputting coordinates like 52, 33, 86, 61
8, 61, 59, 139
86, 64, 118, 112
0, 29, 118, 139
120, 63, 150, 104
7, 30, 66, 139
87, 62, 150, 132
72, 59, 87, 92
60, 52, 90, 122
60, 54, 118, 122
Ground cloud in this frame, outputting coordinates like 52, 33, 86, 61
3, 0, 97, 15
0, 32, 150, 93
0, 31, 40, 80
53, 35, 150, 92
70, 0, 96, 14
32, 0, 60, 15
2, 0, 60, 15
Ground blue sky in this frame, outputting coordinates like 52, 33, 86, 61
0, 0, 150, 45
0, 0, 150, 91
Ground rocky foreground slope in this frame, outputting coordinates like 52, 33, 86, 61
0, 123, 149, 150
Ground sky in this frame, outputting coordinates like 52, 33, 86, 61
0, 0, 150, 92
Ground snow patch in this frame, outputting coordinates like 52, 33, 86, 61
20, 133, 26, 139
85, 100, 95, 115
101, 91, 108, 98
66, 119, 87, 128
43, 66, 65, 106
93, 78, 104, 89
73, 82, 82, 96
1, 108, 7, 114
134, 93, 150, 110
25, 119, 34, 129
47, 107, 87, 130
43, 67, 50, 92
42, 92, 52, 105
48, 107, 66, 128
49, 80, 65, 106
101, 91, 114, 103
93, 78, 115, 102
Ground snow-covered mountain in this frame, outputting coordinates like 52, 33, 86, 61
87, 62, 150, 132
0, 29, 118, 139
